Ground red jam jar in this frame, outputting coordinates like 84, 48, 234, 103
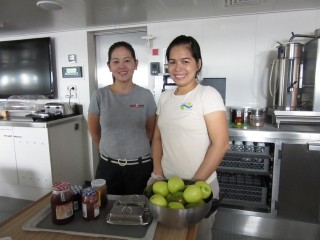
51, 182, 74, 225
82, 187, 100, 221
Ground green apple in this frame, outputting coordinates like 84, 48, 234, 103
152, 181, 169, 197
183, 184, 202, 203
195, 181, 212, 199
185, 200, 206, 209
169, 191, 186, 205
150, 194, 167, 207
168, 177, 185, 193
168, 202, 185, 209
144, 183, 154, 198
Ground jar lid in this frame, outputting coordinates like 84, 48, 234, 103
82, 187, 97, 196
71, 185, 82, 194
251, 107, 265, 115
91, 179, 106, 187
53, 182, 70, 191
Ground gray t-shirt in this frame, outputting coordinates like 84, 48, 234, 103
88, 85, 156, 159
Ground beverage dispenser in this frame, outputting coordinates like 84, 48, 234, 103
272, 42, 303, 111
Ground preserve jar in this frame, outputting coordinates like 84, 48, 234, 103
250, 108, 266, 127
230, 107, 244, 125
71, 185, 82, 211
91, 179, 108, 208
51, 182, 74, 225
82, 187, 100, 221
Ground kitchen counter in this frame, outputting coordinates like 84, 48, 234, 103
0, 193, 198, 240
228, 121, 320, 142
0, 115, 83, 128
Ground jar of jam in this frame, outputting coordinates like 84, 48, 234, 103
82, 187, 99, 221
71, 185, 82, 211
91, 179, 108, 208
231, 107, 244, 126
51, 182, 74, 225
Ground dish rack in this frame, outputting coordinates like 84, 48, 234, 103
217, 142, 273, 212
218, 173, 268, 205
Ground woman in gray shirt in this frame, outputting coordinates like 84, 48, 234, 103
88, 41, 156, 194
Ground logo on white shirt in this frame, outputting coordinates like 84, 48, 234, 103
180, 102, 193, 110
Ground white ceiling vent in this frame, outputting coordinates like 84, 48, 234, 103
225, 0, 264, 7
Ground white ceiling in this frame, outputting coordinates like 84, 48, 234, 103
0, 0, 319, 37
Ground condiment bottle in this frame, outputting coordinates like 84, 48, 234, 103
82, 187, 100, 221
91, 179, 108, 208
51, 182, 74, 225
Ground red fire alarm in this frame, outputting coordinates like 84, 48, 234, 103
152, 49, 159, 56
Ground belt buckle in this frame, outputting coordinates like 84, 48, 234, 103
117, 158, 127, 166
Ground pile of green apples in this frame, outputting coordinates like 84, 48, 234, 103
146, 177, 212, 209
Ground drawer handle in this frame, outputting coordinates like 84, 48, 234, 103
308, 142, 320, 151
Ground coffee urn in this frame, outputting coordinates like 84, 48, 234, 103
272, 42, 303, 111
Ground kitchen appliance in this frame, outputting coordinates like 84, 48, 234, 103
26, 102, 75, 121
271, 42, 303, 111
269, 29, 320, 127
44, 102, 75, 116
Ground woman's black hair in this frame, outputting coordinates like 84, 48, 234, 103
107, 41, 136, 64
165, 35, 202, 73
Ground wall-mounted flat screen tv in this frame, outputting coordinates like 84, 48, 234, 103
0, 37, 55, 99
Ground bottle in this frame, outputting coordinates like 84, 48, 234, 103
51, 182, 74, 225
82, 187, 100, 221
91, 179, 108, 208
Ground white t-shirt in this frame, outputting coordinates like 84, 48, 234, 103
157, 84, 225, 183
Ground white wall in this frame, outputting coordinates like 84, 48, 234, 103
148, 9, 320, 108
1, 9, 320, 180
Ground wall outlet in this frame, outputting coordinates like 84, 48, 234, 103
65, 85, 77, 98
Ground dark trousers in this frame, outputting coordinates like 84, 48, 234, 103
95, 155, 153, 195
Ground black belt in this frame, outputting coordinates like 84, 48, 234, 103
100, 154, 151, 166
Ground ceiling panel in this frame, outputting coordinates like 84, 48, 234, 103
0, 0, 319, 37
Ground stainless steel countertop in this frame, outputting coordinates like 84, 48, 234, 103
0, 115, 83, 128
229, 121, 320, 142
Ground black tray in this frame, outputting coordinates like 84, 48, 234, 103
23, 195, 157, 240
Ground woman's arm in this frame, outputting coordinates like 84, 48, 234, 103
88, 113, 101, 147
193, 111, 229, 181
151, 116, 164, 177
146, 115, 156, 142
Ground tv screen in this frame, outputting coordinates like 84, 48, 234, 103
0, 37, 54, 99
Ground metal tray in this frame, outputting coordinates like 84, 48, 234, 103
22, 195, 157, 240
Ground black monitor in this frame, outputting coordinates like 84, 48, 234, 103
201, 78, 226, 103
0, 37, 55, 99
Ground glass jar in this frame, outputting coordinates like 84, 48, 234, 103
71, 185, 82, 211
91, 179, 108, 208
250, 108, 266, 127
51, 182, 74, 225
231, 107, 244, 126
82, 187, 100, 221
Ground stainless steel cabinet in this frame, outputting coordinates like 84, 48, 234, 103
278, 143, 320, 223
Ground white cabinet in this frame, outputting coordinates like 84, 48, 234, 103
13, 127, 52, 188
0, 126, 18, 184
0, 116, 85, 200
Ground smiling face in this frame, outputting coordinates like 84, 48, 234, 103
167, 44, 201, 89
107, 46, 138, 83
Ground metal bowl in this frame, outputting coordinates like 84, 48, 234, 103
143, 179, 216, 228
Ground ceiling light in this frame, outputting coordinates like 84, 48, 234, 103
36, 1, 64, 11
